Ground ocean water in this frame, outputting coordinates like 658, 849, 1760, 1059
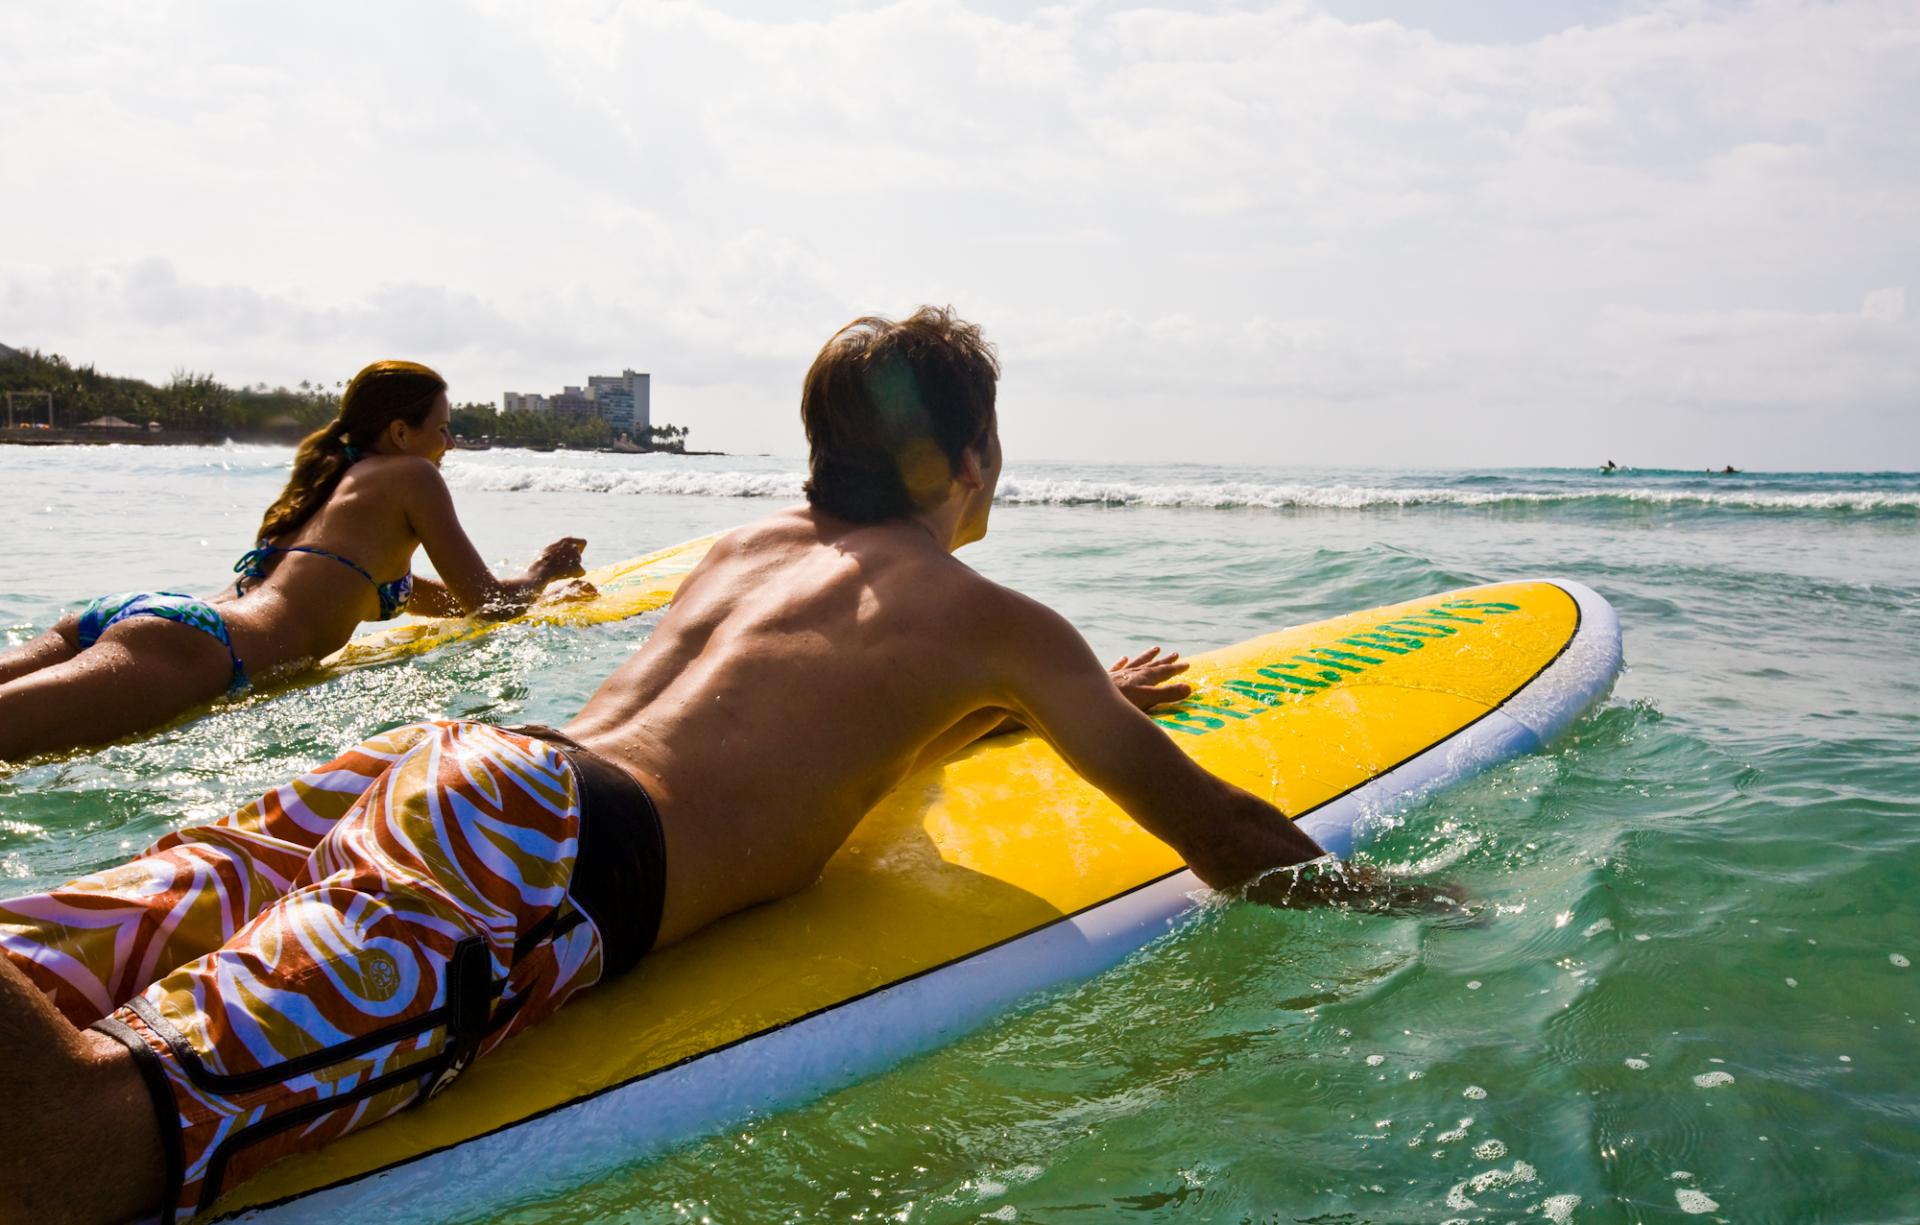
2, 444, 1917, 1223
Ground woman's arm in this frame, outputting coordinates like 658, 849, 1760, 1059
401, 460, 586, 618
405, 577, 465, 619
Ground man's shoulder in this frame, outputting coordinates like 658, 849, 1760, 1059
889, 554, 1060, 648
716, 506, 812, 550
715, 509, 1023, 605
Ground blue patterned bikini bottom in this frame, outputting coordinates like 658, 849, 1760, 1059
75, 592, 249, 694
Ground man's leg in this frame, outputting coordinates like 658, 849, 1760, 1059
0, 721, 449, 1026
0, 954, 163, 1223
0, 723, 451, 1220
97, 722, 610, 1218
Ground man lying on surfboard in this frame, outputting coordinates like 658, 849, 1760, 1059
1, 307, 1446, 1223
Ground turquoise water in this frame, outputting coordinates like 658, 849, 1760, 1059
3, 445, 1918, 1222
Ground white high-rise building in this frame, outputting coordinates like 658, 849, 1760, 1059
587, 369, 650, 437
501, 392, 549, 415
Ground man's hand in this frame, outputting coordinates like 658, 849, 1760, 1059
1109, 646, 1192, 712
1243, 859, 1474, 917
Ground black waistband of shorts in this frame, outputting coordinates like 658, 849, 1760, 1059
507, 724, 667, 980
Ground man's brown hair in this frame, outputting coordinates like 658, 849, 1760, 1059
801, 306, 1000, 523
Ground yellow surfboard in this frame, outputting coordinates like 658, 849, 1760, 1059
219, 578, 1621, 1221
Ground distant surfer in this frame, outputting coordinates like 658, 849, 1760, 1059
0, 360, 591, 761
1600, 459, 1618, 473
0, 310, 1452, 1222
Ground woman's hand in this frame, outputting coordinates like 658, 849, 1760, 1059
530, 537, 587, 585
539, 577, 599, 604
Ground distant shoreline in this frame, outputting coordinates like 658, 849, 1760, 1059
2, 427, 246, 446
0, 428, 723, 456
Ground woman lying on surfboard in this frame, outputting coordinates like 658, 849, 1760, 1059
0, 360, 589, 761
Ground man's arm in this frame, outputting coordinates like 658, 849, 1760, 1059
988, 593, 1325, 890
904, 648, 1193, 776
988, 598, 1468, 913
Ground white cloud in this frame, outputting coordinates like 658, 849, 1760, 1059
1861, 287, 1906, 323
0, 0, 1916, 467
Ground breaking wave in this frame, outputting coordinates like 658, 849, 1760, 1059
442, 463, 1920, 515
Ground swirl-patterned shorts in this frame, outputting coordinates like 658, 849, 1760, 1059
0, 720, 665, 1222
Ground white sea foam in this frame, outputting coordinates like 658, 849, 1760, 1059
1676, 1188, 1721, 1214
438, 462, 1920, 514
1445, 1160, 1538, 1210
993, 480, 1920, 513
445, 464, 808, 500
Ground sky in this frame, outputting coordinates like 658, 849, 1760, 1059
2, 0, 1916, 469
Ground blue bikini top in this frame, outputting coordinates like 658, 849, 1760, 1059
234, 542, 413, 620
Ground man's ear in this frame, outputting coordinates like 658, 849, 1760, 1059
954, 445, 985, 492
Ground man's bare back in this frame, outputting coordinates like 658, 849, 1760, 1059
562, 508, 1024, 944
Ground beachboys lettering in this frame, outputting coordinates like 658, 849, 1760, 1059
1151, 598, 1521, 737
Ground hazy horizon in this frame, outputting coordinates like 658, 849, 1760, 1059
3, 0, 1915, 470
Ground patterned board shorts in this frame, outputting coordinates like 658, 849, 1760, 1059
0, 720, 664, 1222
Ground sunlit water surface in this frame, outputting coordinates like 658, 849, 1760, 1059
2, 445, 1917, 1222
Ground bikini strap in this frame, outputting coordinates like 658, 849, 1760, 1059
234, 539, 380, 593
232, 542, 275, 596
282, 544, 378, 587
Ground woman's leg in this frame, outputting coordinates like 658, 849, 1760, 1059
0, 615, 80, 685
0, 615, 233, 760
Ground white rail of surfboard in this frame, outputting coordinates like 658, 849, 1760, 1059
238, 580, 1622, 1222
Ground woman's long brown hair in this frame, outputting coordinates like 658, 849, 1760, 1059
255, 360, 447, 542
